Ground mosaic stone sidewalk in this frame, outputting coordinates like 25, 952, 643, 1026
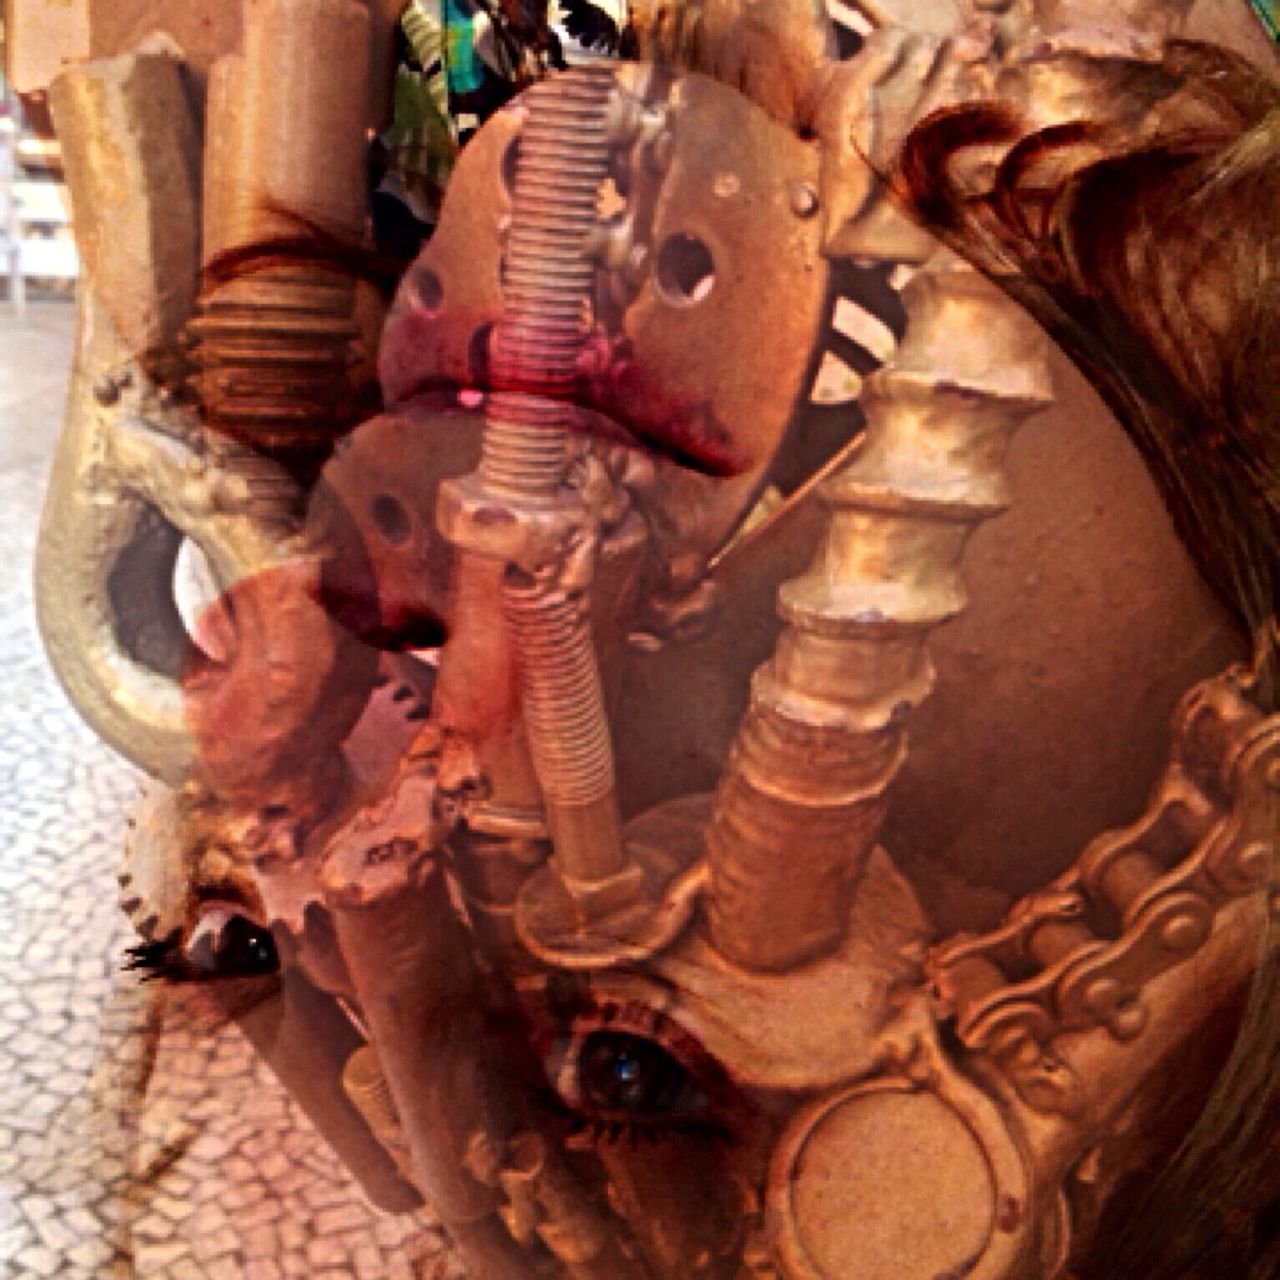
0, 303, 457, 1279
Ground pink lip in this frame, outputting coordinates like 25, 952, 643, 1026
378, 298, 749, 478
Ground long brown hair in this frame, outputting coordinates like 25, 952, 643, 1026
894, 40, 1280, 1279
894, 42, 1280, 643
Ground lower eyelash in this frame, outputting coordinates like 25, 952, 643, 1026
566, 1114, 737, 1150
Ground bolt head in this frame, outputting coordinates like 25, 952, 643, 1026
1108, 997, 1148, 1041
1082, 975, 1119, 1015
789, 182, 820, 218
1159, 910, 1209, 953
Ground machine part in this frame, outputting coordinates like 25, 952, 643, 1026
35, 47, 307, 784
932, 640, 1280, 1092
187, 0, 371, 463
43, 37, 199, 381
480, 1130, 652, 1278
221, 967, 424, 1215
320, 843, 551, 1278
766, 1066, 1033, 1280
424, 64, 689, 965
342, 1042, 418, 1184
502, 571, 624, 876
117, 783, 265, 944
309, 405, 479, 651
703, 251, 1053, 972
481, 65, 629, 893
607, 812, 934, 1091
399, 63, 844, 967
378, 65, 836, 599
241, 650, 436, 937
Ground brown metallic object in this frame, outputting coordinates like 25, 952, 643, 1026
223, 969, 424, 1214
322, 858, 528, 1274
483, 67, 627, 883
932, 645, 1280, 1070
704, 252, 1053, 971
341, 1043, 418, 1183
319, 831, 648, 1278
189, 0, 371, 462
36, 44, 304, 784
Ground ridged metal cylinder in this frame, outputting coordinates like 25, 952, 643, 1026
503, 577, 625, 881
481, 65, 615, 492
326, 869, 533, 1279
190, 0, 370, 461
489, 68, 614, 380
480, 65, 628, 883
705, 253, 1054, 971
502, 581, 615, 807
342, 1043, 417, 1182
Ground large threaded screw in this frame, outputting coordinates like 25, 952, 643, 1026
484, 66, 628, 883
481, 66, 616, 495
503, 573, 624, 880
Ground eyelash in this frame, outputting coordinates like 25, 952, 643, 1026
123, 928, 200, 983
122, 905, 280, 984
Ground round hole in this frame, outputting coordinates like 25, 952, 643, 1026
406, 263, 444, 316
654, 233, 716, 306
371, 494, 412, 545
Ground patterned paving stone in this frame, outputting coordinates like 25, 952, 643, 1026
0, 303, 455, 1277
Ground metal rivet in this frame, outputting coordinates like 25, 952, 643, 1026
1160, 911, 1208, 953
1109, 997, 1148, 1041
789, 181, 820, 218
1082, 975, 1119, 1015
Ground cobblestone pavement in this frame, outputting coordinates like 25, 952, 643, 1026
0, 303, 457, 1279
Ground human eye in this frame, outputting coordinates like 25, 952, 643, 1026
124, 903, 280, 983
543, 996, 732, 1143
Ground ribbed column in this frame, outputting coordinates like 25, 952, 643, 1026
479, 66, 628, 883
481, 66, 616, 493
704, 252, 1054, 971
190, 0, 370, 463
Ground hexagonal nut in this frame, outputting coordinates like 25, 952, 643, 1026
554, 859, 647, 920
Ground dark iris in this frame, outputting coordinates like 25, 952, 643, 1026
577, 1030, 689, 1115
188, 914, 279, 978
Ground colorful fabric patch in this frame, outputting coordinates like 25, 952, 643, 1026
1250, 0, 1279, 41
442, 0, 487, 96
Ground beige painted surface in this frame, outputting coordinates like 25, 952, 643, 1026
4, 0, 90, 94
